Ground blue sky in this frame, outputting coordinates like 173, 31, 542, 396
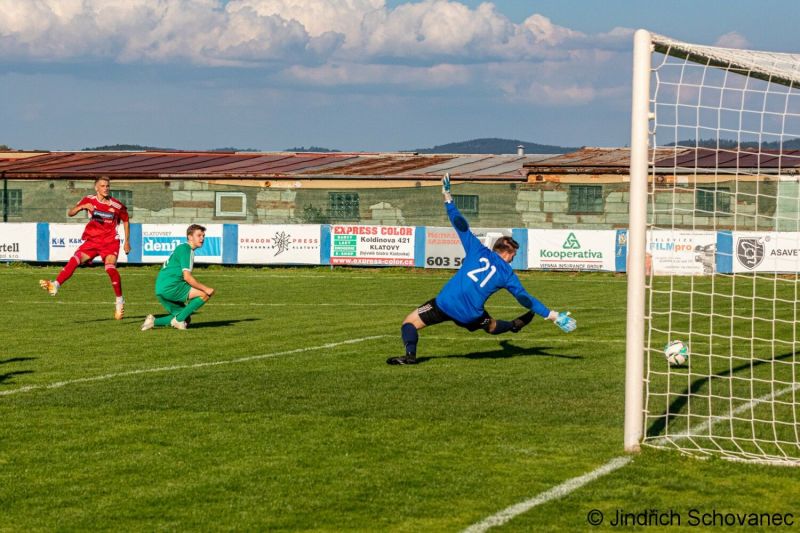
2, 0, 798, 152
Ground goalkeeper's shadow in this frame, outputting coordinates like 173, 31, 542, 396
416, 340, 582, 363
646, 350, 798, 438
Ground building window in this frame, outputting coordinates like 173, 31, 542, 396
328, 192, 360, 221
454, 194, 479, 215
568, 185, 603, 213
215, 191, 247, 217
113, 189, 133, 209
696, 187, 731, 214
0, 189, 22, 217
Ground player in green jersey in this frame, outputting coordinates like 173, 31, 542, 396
141, 224, 215, 331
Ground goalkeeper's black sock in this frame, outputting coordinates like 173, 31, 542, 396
401, 323, 418, 357
511, 311, 535, 332
490, 320, 514, 335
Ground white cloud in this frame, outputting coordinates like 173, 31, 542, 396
714, 31, 749, 49
0, 0, 632, 105
285, 62, 472, 88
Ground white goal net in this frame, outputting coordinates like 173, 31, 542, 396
627, 31, 800, 465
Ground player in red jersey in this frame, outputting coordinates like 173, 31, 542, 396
39, 176, 132, 319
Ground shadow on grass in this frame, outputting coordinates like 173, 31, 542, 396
0, 357, 37, 387
416, 340, 582, 363
187, 318, 261, 329
0, 357, 37, 365
0, 370, 35, 385
77, 317, 262, 328
646, 350, 798, 438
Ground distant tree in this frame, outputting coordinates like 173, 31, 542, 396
286, 146, 341, 153
413, 137, 578, 155
83, 144, 176, 151
0, 144, 11, 151
669, 138, 800, 150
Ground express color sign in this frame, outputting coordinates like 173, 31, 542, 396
330, 225, 415, 266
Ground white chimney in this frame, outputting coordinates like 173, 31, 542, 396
517, 144, 525, 156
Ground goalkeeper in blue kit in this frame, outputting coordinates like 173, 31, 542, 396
387, 174, 576, 365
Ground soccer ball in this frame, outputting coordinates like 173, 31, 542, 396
664, 340, 689, 366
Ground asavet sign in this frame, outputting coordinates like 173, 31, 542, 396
528, 230, 617, 271
731, 231, 800, 273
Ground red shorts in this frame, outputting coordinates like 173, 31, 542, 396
76, 239, 121, 261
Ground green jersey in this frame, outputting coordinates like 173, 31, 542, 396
156, 242, 194, 291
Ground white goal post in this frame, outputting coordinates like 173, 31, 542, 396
626, 30, 800, 465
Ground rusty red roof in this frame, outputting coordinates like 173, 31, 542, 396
523, 147, 800, 174
0, 151, 555, 181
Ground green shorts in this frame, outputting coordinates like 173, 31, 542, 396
155, 281, 191, 304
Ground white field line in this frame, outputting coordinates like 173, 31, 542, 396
3, 299, 624, 313
652, 382, 800, 446
2, 269, 628, 283
425, 336, 626, 344
0, 335, 388, 398
463, 379, 800, 532
462, 456, 632, 533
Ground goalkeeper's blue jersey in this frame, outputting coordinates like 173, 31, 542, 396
435, 202, 550, 324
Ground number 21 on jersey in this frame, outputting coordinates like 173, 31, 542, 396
467, 258, 497, 288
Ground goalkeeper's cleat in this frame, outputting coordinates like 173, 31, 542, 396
114, 301, 125, 320
555, 311, 576, 333
386, 355, 418, 365
140, 314, 155, 331
39, 279, 58, 296
170, 317, 188, 330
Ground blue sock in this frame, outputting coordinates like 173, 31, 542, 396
490, 320, 514, 335
401, 323, 418, 356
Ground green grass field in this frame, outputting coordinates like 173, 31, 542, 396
2, 264, 800, 531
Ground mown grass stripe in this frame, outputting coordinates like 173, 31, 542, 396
0, 335, 388, 398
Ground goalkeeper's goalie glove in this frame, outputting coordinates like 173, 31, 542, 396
548, 310, 576, 333
442, 173, 453, 203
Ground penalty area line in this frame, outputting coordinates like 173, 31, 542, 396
0, 335, 388, 398
462, 456, 632, 533
464, 377, 800, 531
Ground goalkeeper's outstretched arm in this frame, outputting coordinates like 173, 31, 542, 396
442, 173, 481, 255
506, 275, 576, 333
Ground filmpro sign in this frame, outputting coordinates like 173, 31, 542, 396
647, 230, 717, 275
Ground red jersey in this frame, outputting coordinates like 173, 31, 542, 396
78, 195, 129, 243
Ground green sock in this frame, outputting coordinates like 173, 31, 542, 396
155, 295, 185, 327
154, 314, 176, 327
176, 296, 205, 322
